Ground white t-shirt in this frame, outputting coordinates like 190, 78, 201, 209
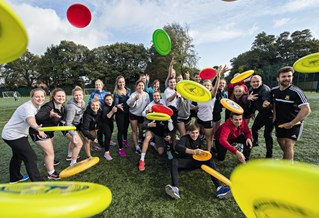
142, 99, 166, 117
164, 87, 177, 108
197, 98, 215, 121
2, 100, 39, 140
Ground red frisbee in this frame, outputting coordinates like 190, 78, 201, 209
199, 68, 217, 80
152, 104, 173, 117
66, 4, 92, 28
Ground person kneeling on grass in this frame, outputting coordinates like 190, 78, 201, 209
214, 112, 252, 164
165, 124, 231, 200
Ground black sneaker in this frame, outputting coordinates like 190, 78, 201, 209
253, 141, 259, 147
48, 171, 60, 180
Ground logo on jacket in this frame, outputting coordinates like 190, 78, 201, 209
285, 95, 290, 100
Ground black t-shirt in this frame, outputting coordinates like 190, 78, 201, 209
270, 85, 308, 124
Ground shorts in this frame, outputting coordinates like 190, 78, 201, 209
152, 132, 166, 149
29, 128, 53, 142
129, 113, 144, 124
275, 123, 303, 141
177, 117, 191, 125
196, 118, 213, 129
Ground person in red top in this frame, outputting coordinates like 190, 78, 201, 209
214, 112, 252, 163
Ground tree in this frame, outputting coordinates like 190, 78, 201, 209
1, 50, 40, 88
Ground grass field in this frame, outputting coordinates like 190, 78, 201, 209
0, 93, 318, 218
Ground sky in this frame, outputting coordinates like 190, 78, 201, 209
7, 0, 319, 70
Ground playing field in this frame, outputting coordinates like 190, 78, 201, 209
0, 93, 318, 217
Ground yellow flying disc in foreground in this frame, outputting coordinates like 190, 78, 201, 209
0, 0, 28, 64
293, 53, 319, 73
230, 70, 254, 84
176, 80, 211, 102
0, 181, 112, 217
220, 98, 244, 114
39, 126, 76, 132
145, 112, 170, 121
230, 160, 319, 218
201, 165, 231, 187
60, 157, 100, 179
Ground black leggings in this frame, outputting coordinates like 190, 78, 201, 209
215, 134, 251, 161
3, 137, 43, 182
168, 157, 221, 188
98, 122, 114, 152
115, 110, 129, 149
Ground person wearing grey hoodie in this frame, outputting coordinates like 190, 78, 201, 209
63, 86, 85, 166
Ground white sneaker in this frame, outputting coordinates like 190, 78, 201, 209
104, 152, 113, 161
165, 184, 180, 199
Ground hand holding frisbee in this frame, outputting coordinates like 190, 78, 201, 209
152, 29, 171, 56
293, 52, 319, 73
0, 1, 28, 64
230, 70, 254, 84
193, 150, 212, 161
220, 98, 244, 114
67, 3, 92, 28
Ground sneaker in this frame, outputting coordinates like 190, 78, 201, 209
138, 160, 145, 171
165, 185, 180, 199
135, 147, 142, 155
48, 171, 60, 180
91, 145, 102, 151
104, 152, 113, 161
110, 140, 116, 146
119, 148, 127, 157
9, 175, 29, 184
253, 141, 259, 147
122, 139, 130, 148
44, 159, 60, 166
66, 155, 80, 161
216, 186, 232, 199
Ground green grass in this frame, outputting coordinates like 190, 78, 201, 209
0, 93, 318, 217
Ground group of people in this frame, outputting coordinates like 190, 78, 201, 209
2, 61, 311, 200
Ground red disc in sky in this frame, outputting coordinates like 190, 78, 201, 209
66, 4, 92, 28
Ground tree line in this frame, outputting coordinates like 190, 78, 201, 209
1, 24, 318, 94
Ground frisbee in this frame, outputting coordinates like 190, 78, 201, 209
66, 3, 92, 28
193, 151, 212, 161
59, 157, 99, 179
201, 165, 231, 187
199, 68, 217, 80
152, 29, 171, 56
220, 98, 244, 114
146, 112, 170, 121
0, 181, 112, 217
39, 126, 76, 132
0, 0, 28, 64
151, 104, 173, 116
278, 121, 301, 128
230, 160, 319, 218
230, 70, 254, 84
293, 53, 319, 73
176, 80, 212, 103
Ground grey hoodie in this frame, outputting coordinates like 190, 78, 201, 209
64, 98, 85, 136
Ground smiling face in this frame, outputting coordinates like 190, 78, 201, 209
278, 71, 293, 88
230, 114, 243, 127
117, 77, 125, 89
203, 80, 212, 91
189, 128, 200, 141
168, 78, 176, 89
250, 76, 262, 89
136, 81, 145, 93
90, 101, 100, 112
31, 90, 46, 108
53, 91, 66, 105
153, 81, 160, 91
95, 81, 103, 91
219, 79, 226, 90
104, 95, 113, 106
153, 91, 161, 104
233, 86, 244, 99
73, 90, 83, 103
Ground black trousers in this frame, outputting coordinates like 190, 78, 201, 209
168, 157, 221, 188
3, 137, 43, 182
251, 113, 274, 157
99, 122, 114, 152
115, 110, 129, 149
215, 134, 251, 161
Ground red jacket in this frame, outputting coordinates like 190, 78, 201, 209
215, 118, 252, 154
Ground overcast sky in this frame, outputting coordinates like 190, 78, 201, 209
8, 0, 319, 70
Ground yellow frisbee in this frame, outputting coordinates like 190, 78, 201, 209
293, 53, 319, 73
145, 112, 170, 121
231, 160, 319, 218
176, 80, 212, 103
39, 126, 76, 132
193, 151, 212, 161
0, 181, 112, 217
278, 121, 301, 128
201, 165, 231, 187
59, 157, 100, 179
220, 98, 244, 114
0, 1, 28, 64
230, 70, 254, 84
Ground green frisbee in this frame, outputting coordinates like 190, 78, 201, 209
152, 29, 171, 56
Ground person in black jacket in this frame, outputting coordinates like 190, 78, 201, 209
29, 88, 66, 180
165, 124, 231, 200
99, 94, 117, 160
79, 96, 101, 158
249, 75, 274, 158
